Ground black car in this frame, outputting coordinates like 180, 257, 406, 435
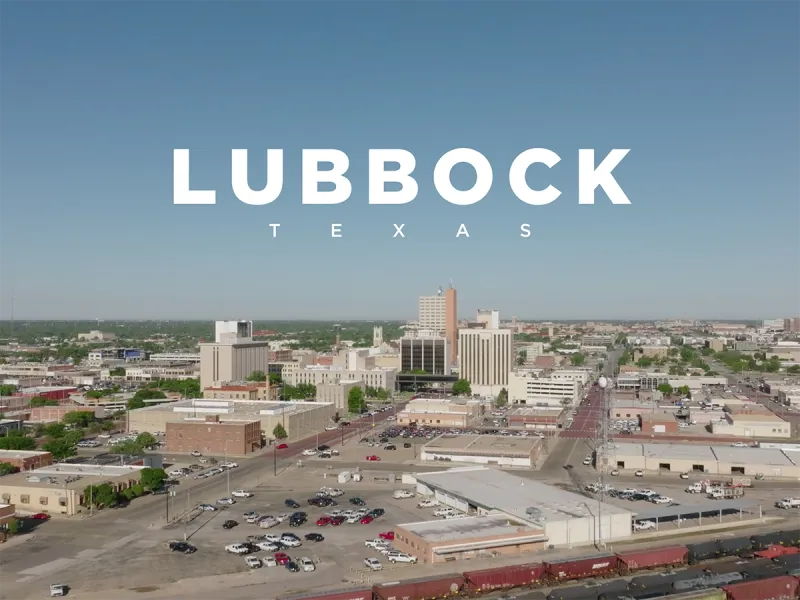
285, 499, 300, 508
317, 445, 330, 451
222, 520, 238, 529
384, 444, 396, 450
289, 518, 307, 527
305, 533, 324, 542
168, 541, 197, 554
369, 508, 385, 518
285, 561, 300, 572
403, 443, 411, 448
349, 497, 366, 506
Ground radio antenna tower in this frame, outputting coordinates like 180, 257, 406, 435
595, 352, 616, 549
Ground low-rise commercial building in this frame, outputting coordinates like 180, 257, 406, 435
203, 383, 269, 401
396, 397, 480, 427
0, 504, 16, 529
508, 371, 581, 407
128, 399, 336, 442
315, 380, 365, 412
609, 442, 800, 478
0, 450, 53, 471
639, 412, 679, 434
165, 415, 261, 455
393, 513, 547, 564
413, 467, 633, 548
420, 435, 542, 468
286, 365, 397, 391
0, 464, 145, 517
507, 406, 565, 430
712, 412, 792, 439
29, 406, 102, 423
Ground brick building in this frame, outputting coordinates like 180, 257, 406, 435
0, 450, 53, 471
29, 406, 98, 423
165, 416, 261, 456
639, 412, 679, 434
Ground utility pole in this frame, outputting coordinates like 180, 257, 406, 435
595, 353, 616, 550
183, 489, 190, 541
225, 441, 231, 496
273, 444, 277, 477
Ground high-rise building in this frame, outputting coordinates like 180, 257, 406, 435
444, 285, 457, 364
784, 318, 800, 333
200, 320, 269, 390
476, 309, 500, 330
418, 285, 458, 365
459, 328, 513, 396
401, 335, 451, 375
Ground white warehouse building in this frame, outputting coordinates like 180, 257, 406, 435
413, 467, 633, 547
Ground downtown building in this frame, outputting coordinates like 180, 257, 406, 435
458, 327, 513, 397
400, 332, 451, 375
418, 284, 458, 364
199, 320, 269, 390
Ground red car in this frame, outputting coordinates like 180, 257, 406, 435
330, 516, 346, 526
276, 443, 288, 450
379, 531, 395, 540
274, 552, 290, 565
28, 513, 50, 520
316, 517, 332, 526
360, 516, 374, 525
366, 455, 381, 461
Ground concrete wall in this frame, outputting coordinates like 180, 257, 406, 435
420, 451, 532, 468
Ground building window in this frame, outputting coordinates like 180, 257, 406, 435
20, 495, 30, 504
59, 498, 68, 506
1, 493, 9, 502
40, 497, 48, 505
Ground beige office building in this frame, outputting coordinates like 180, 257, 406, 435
458, 328, 513, 396
418, 285, 458, 364
199, 320, 269, 389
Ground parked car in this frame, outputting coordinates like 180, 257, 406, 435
393, 490, 413, 499
360, 516, 374, 525
285, 499, 300, 508
368, 508, 385, 518
245, 556, 262, 569
222, 520, 238, 529
388, 552, 417, 564
316, 517, 332, 526
198, 504, 217, 512
304, 533, 324, 542
634, 520, 656, 531
216, 498, 236, 506
29, 513, 50, 520
276, 443, 288, 450
168, 541, 197, 554
364, 558, 382, 571
366, 455, 381, 461
379, 531, 395, 540
231, 489, 253, 498
635, 470, 644, 477
349, 497, 366, 506
225, 544, 250, 555
274, 552, 290, 565
298, 557, 315, 572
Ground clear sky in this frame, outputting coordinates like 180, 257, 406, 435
1, 1, 798, 321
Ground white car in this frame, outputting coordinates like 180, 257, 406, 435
433, 507, 456, 517
256, 541, 279, 551
225, 544, 250, 555
679, 472, 689, 479
245, 556, 262, 568
393, 490, 414, 499
377, 545, 396, 555
346, 515, 362, 524
364, 558, 383, 571
639, 489, 657, 497
582, 458, 592, 465
168, 469, 186, 477
298, 557, 316, 572
322, 487, 344, 497
262, 534, 282, 543
190, 450, 202, 457
325, 426, 338, 431
388, 553, 418, 564
245, 514, 262, 524
634, 470, 644, 477
610, 469, 620, 476
198, 504, 217, 512
258, 518, 279, 529
275, 513, 291, 523
216, 498, 236, 506
220, 461, 238, 469
622, 488, 637, 495
302, 449, 318, 456
634, 520, 656, 531
262, 556, 278, 567
732, 442, 747, 447
417, 498, 438, 508
280, 537, 302, 547
232, 490, 253, 498
651, 496, 673, 504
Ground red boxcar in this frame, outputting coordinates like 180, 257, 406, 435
756, 545, 800, 560
723, 575, 800, 600
279, 588, 374, 600
464, 563, 546, 593
374, 574, 466, 600
544, 554, 619, 583
616, 545, 688, 573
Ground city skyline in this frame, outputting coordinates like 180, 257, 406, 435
1, 2, 798, 320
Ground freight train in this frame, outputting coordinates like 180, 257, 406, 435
279, 528, 800, 600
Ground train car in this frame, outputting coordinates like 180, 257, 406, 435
278, 588, 374, 600
722, 575, 800, 600
778, 530, 800, 547
592, 578, 630, 600
758, 546, 800, 559
512, 593, 547, 600
648, 590, 727, 600
617, 546, 688, 574
374, 574, 466, 600
544, 553, 619, 583
463, 563, 546, 593
546, 585, 599, 600
753, 532, 788, 550
717, 536, 754, 558
688, 542, 720, 565
775, 554, 800, 571
674, 572, 743, 592
629, 571, 685, 590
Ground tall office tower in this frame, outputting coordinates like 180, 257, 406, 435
200, 320, 268, 390
373, 326, 384, 347
400, 334, 451, 375
459, 328, 513, 395
476, 309, 500, 330
418, 288, 446, 331
444, 284, 458, 364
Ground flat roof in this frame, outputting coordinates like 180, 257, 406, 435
0, 449, 51, 459
509, 407, 563, 416
711, 446, 795, 466
398, 513, 540, 542
0, 464, 145, 490
130, 398, 332, 418
416, 467, 631, 523
423, 435, 539, 456
634, 499, 760, 521
729, 413, 786, 423
612, 442, 718, 461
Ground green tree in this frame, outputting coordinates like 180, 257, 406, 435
0, 384, 17, 396
656, 383, 674, 397
0, 431, 36, 451
496, 388, 508, 408
348, 386, 366, 414
677, 385, 691, 398
43, 423, 66, 438
246, 370, 267, 382
127, 397, 146, 410
109, 367, 126, 377
516, 351, 527, 366
6, 518, 20, 535
133, 388, 166, 402
110, 439, 144, 455
570, 353, 586, 366
636, 356, 653, 368
788, 365, 800, 375
62, 411, 95, 428
451, 379, 472, 396
29, 396, 59, 407
139, 467, 167, 490
268, 372, 282, 385
42, 437, 78, 461
83, 483, 119, 509
0, 462, 18, 475
272, 423, 288, 440
375, 388, 390, 401
135, 432, 157, 448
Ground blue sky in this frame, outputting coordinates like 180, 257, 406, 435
1, 1, 798, 321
